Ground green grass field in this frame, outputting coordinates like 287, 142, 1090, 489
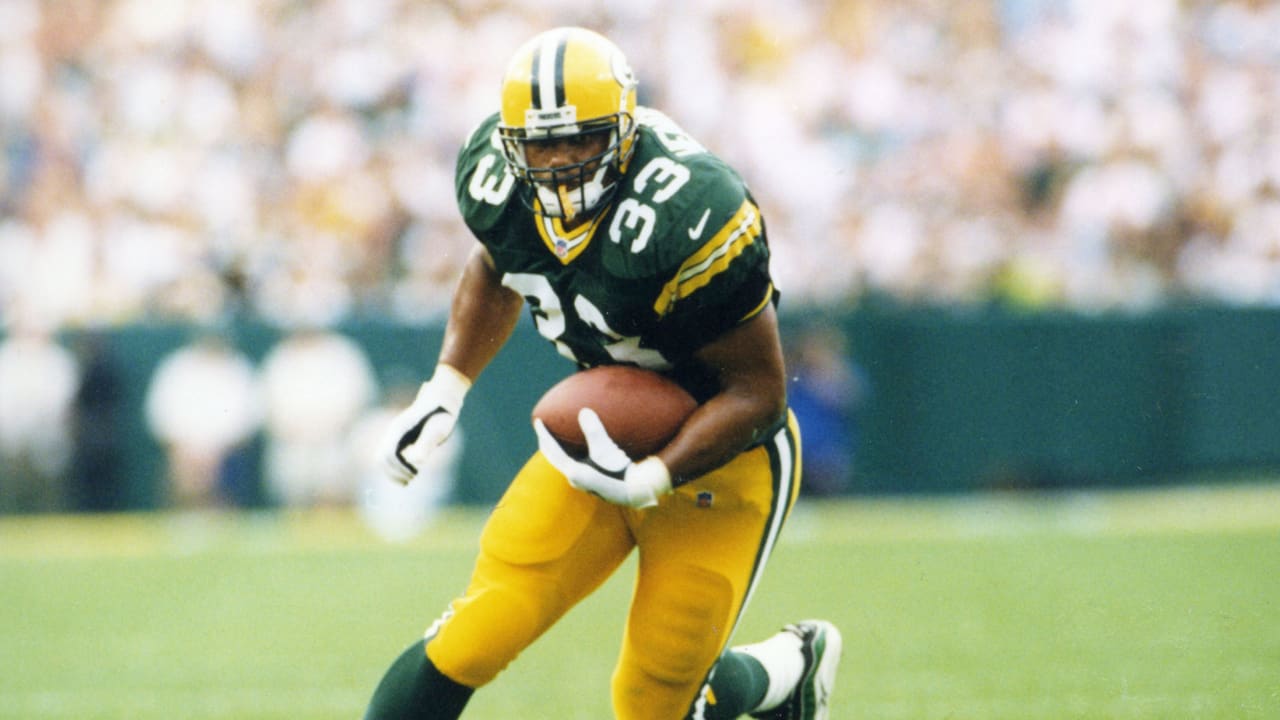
2, 483, 1278, 719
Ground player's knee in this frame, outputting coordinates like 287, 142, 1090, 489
624, 565, 734, 684
426, 587, 543, 688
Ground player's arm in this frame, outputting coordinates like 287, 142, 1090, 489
533, 300, 786, 506
438, 245, 525, 381
377, 244, 523, 484
656, 302, 787, 486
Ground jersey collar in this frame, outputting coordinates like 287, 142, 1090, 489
533, 198, 607, 264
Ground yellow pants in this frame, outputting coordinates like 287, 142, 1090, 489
426, 412, 802, 720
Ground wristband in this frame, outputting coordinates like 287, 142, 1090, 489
426, 363, 472, 411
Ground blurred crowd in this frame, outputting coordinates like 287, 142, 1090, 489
2, 0, 1280, 515
2, 0, 1279, 332
0, 316, 458, 536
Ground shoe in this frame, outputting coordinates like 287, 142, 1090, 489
750, 620, 842, 720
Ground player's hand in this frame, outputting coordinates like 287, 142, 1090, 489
378, 365, 471, 485
534, 408, 672, 508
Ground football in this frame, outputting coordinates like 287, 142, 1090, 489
532, 365, 697, 459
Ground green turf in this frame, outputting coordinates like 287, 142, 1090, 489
1, 484, 1278, 719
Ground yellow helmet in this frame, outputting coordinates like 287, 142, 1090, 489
498, 27, 638, 220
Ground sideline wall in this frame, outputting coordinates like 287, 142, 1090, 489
33, 305, 1280, 509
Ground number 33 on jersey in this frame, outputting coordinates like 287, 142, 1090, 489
455, 107, 776, 381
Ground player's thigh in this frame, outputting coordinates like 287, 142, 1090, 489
613, 419, 800, 718
640, 412, 802, 633
427, 452, 633, 687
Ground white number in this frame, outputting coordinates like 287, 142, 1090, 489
609, 158, 691, 253
501, 272, 577, 362
468, 153, 515, 206
502, 272, 670, 368
634, 157, 689, 203
573, 296, 671, 368
609, 198, 656, 253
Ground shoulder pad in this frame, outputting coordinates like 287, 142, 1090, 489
455, 113, 518, 233
600, 115, 751, 278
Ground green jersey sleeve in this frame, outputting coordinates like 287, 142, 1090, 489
455, 113, 518, 236
621, 110, 775, 361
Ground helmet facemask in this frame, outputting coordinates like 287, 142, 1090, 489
499, 115, 633, 223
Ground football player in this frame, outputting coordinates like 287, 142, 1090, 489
365, 27, 841, 720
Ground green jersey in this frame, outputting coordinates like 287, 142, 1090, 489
455, 108, 775, 400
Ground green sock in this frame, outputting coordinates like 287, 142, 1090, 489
695, 650, 769, 719
364, 639, 474, 720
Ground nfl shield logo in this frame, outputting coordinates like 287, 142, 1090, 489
696, 491, 713, 508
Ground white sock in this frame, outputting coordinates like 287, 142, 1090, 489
735, 630, 805, 712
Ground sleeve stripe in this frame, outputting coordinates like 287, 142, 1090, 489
653, 198, 763, 316
739, 283, 774, 322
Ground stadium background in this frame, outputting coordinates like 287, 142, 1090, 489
3, 3, 1279, 719
2, 0, 1280, 512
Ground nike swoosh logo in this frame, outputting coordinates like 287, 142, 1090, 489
688, 208, 711, 240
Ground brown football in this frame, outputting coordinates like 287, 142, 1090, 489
532, 365, 697, 458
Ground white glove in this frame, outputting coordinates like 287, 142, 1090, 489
533, 408, 673, 508
378, 365, 471, 485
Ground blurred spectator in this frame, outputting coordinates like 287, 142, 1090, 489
786, 324, 868, 497
144, 330, 262, 509
0, 312, 80, 513
2, 0, 1280, 330
69, 330, 127, 512
258, 324, 378, 506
